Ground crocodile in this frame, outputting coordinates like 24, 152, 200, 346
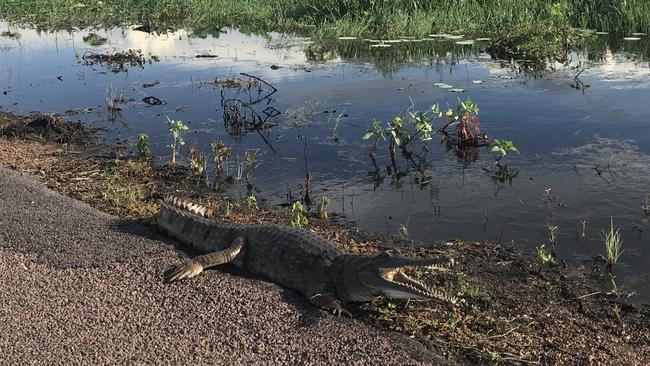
158, 196, 457, 316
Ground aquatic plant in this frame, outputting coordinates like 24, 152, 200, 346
105, 83, 126, 111
165, 116, 188, 165
603, 217, 623, 267
289, 201, 308, 228
136, 133, 152, 160
490, 139, 519, 161
440, 97, 488, 149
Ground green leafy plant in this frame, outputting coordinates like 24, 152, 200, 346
289, 201, 308, 228
318, 196, 331, 221
137, 133, 152, 160
490, 139, 519, 161
245, 194, 258, 209
603, 217, 623, 267
166, 116, 189, 165
537, 244, 556, 265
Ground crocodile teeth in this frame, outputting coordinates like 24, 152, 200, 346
393, 280, 457, 304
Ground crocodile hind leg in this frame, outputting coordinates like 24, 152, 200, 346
308, 293, 352, 317
164, 237, 245, 282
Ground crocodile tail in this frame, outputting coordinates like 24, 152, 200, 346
163, 195, 215, 219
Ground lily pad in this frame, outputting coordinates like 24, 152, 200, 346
455, 40, 475, 45
337, 36, 357, 40
471, 80, 484, 84
450, 88, 466, 92
623, 37, 641, 41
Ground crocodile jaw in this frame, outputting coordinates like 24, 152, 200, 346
356, 253, 457, 304
378, 268, 457, 303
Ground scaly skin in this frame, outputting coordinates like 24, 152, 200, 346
158, 196, 457, 316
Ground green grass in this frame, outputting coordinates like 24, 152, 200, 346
2, 0, 649, 37
2, 0, 650, 66
603, 217, 623, 267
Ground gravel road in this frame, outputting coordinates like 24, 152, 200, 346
0, 167, 450, 366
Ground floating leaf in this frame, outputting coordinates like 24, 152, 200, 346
436, 83, 453, 89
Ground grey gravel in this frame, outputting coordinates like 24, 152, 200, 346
0, 167, 450, 366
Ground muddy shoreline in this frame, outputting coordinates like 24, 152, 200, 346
1, 112, 649, 365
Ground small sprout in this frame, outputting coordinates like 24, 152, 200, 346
245, 194, 258, 209
211, 139, 232, 181
386, 302, 397, 311
537, 244, 556, 265
399, 217, 410, 240
289, 201, 308, 228
489, 350, 502, 365
187, 141, 209, 186
609, 274, 623, 297
603, 217, 623, 267
223, 201, 233, 217
243, 149, 261, 178
318, 196, 331, 221
490, 139, 519, 160
166, 116, 189, 165
547, 223, 559, 245
447, 316, 458, 335
137, 133, 152, 160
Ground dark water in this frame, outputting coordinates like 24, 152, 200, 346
2, 24, 649, 302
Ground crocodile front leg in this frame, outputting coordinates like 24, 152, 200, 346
164, 237, 245, 282
309, 293, 352, 317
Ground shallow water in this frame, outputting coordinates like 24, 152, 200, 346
2, 24, 649, 302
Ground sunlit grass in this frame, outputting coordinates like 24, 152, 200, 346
603, 217, 624, 267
